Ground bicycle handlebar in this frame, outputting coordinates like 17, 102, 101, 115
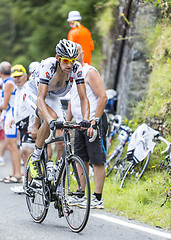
157, 136, 171, 154
45, 122, 81, 144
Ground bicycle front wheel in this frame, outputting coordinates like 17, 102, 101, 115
25, 155, 49, 223
61, 155, 90, 233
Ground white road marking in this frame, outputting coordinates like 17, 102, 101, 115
91, 213, 171, 239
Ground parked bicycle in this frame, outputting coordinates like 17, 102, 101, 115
159, 140, 171, 174
119, 123, 170, 188
24, 121, 90, 233
105, 115, 133, 178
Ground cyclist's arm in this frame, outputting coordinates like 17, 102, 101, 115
87, 69, 107, 123
76, 83, 90, 121
0, 82, 14, 110
36, 83, 56, 124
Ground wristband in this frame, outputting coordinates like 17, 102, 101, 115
92, 117, 100, 124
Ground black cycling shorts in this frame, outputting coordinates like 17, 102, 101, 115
74, 119, 106, 165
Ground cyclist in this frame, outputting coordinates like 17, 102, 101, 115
66, 44, 108, 209
23, 39, 90, 180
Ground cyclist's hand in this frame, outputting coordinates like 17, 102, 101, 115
49, 120, 64, 130
79, 120, 91, 129
49, 120, 56, 130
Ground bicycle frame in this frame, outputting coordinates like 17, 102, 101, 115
25, 122, 91, 233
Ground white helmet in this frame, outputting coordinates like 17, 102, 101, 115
29, 61, 40, 74
56, 39, 78, 58
67, 11, 82, 22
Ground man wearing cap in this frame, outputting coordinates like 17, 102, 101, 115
0, 61, 22, 183
67, 11, 94, 65
11, 65, 37, 163
10, 64, 38, 193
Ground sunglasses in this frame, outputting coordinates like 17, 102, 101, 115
60, 58, 77, 64
11, 69, 24, 74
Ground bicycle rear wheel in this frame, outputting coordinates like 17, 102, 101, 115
25, 155, 49, 223
120, 151, 151, 188
61, 155, 90, 233
135, 151, 151, 181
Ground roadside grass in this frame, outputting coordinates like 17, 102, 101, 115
99, 139, 171, 230
102, 171, 171, 230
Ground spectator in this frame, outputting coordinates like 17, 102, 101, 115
0, 61, 22, 183
29, 61, 40, 77
10, 64, 38, 193
66, 44, 108, 209
11, 64, 36, 166
0, 77, 6, 167
67, 10, 94, 65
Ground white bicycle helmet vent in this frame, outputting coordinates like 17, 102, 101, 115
56, 39, 78, 58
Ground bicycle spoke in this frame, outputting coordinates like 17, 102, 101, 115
61, 155, 90, 233
25, 155, 49, 223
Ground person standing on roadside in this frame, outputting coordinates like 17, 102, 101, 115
29, 61, 40, 77
0, 61, 22, 183
67, 11, 94, 65
10, 64, 38, 194
66, 44, 108, 209
0, 78, 6, 167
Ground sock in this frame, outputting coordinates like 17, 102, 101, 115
94, 193, 102, 201
32, 146, 42, 161
77, 190, 85, 198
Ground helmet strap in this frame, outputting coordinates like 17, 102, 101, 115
57, 58, 63, 73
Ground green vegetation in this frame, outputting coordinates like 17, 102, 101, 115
100, 1, 171, 230
0, 0, 170, 230
0, 0, 109, 71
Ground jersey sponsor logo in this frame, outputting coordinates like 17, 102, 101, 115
46, 72, 50, 79
77, 71, 83, 78
69, 77, 73, 83
23, 93, 27, 100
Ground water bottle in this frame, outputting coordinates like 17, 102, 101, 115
46, 161, 55, 181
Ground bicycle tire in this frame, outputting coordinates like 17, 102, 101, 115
105, 146, 124, 178
25, 154, 49, 223
135, 151, 151, 181
120, 151, 151, 188
114, 155, 127, 181
61, 155, 90, 233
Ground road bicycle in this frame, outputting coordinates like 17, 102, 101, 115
24, 122, 90, 233
119, 134, 170, 188
105, 114, 132, 178
159, 140, 171, 174
105, 124, 133, 178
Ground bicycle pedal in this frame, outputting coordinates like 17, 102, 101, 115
54, 199, 64, 218
51, 192, 58, 201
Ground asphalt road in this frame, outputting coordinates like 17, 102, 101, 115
0, 150, 171, 240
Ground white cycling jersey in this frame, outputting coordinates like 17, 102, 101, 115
27, 57, 84, 97
70, 63, 98, 123
24, 57, 84, 121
